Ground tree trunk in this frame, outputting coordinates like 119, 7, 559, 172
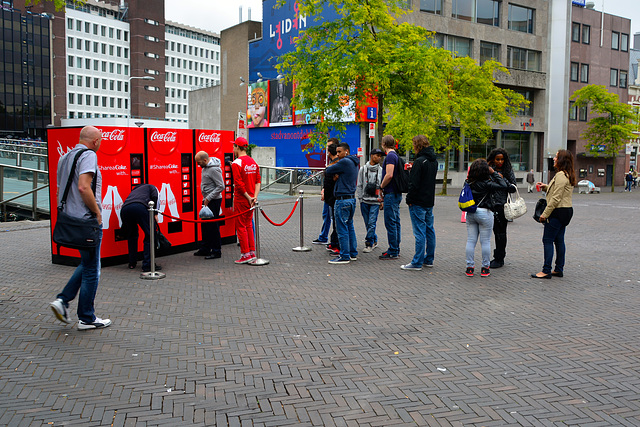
440, 148, 450, 196
611, 156, 616, 193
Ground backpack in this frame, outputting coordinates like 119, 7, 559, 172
458, 181, 477, 213
392, 155, 410, 193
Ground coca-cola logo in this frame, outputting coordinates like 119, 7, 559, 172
245, 164, 258, 172
149, 129, 180, 156
97, 128, 127, 156
198, 133, 221, 143
151, 131, 178, 143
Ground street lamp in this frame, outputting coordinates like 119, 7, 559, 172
128, 76, 155, 122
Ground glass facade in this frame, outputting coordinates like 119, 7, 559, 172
0, 7, 51, 138
502, 132, 530, 171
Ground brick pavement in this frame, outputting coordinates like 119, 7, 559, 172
1, 188, 639, 426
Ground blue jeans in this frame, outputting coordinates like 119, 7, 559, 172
318, 202, 331, 242
542, 217, 566, 274
360, 202, 379, 246
466, 208, 494, 268
334, 198, 357, 259
57, 229, 103, 323
383, 192, 402, 256
408, 205, 435, 266
626, 180, 633, 191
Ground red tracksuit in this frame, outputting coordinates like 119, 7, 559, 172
232, 155, 261, 254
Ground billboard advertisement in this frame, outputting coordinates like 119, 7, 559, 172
249, 123, 361, 168
269, 79, 294, 126
247, 81, 270, 128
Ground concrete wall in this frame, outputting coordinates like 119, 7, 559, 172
189, 85, 221, 130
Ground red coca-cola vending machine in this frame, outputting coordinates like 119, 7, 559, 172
145, 128, 199, 251
194, 129, 236, 244
48, 126, 145, 266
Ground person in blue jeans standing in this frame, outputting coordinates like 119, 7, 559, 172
401, 135, 438, 271
313, 140, 339, 245
356, 148, 384, 253
465, 159, 508, 277
379, 135, 402, 260
325, 143, 359, 264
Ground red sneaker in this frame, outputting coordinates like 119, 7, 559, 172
235, 254, 256, 264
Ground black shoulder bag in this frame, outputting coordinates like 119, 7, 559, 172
52, 149, 101, 251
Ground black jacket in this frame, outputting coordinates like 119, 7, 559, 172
323, 157, 339, 206
491, 167, 517, 206
469, 172, 508, 210
406, 146, 438, 208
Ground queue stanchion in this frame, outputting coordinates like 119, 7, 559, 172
140, 201, 166, 280
292, 190, 311, 252
249, 202, 269, 266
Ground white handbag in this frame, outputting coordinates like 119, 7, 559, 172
503, 187, 527, 220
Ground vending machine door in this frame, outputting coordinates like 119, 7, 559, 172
194, 130, 237, 244
146, 128, 197, 250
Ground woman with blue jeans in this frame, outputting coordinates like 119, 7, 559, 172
532, 150, 575, 279
465, 159, 508, 277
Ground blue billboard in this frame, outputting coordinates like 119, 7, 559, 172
249, 124, 361, 168
249, 0, 340, 81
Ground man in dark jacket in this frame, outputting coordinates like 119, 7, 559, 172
314, 138, 339, 249
401, 135, 438, 271
121, 183, 161, 272
325, 143, 359, 264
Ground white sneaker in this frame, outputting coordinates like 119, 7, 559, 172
77, 317, 112, 330
362, 245, 373, 253
50, 298, 71, 324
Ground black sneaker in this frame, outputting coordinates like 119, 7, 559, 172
489, 259, 504, 269
465, 267, 474, 277
312, 239, 328, 245
142, 264, 162, 272
481, 267, 490, 277
379, 252, 398, 260
205, 253, 221, 259
193, 250, 210, 256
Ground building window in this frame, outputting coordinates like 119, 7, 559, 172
571, 22, 580, 42
611, 31, 619, 50
506, 46, 540, 71
621, 33, 629, 52
620, 70, 628, 88
569, 101, 577, 121
610, 68, 618, 86
451, 0, 500, 26
85, 22, 90, 33
508, 4, 534, 34
93, 24, 98, 35
76, 20, 81, 31
67, 18, 73, 30
109, 28, 114, 38
582, 25, 590, 44
579, 105, 588, 121
580, 64, 589, 83
434, 34, 473, 58
515, 90, 533, 116
570, 62, 579, 81
480, 41, 500, 63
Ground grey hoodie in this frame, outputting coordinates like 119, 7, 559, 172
201, 157, 224, 201
356, 161, 382, 205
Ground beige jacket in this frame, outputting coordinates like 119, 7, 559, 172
542, 171, 573, 218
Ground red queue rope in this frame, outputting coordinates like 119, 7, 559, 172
260, 200, 299, 227
155, 207, 253, 224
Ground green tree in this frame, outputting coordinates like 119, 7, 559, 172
276, 0, 435, 147
276, 0, 526, 195
26, 0, 74, 10
571, 84, 636, 192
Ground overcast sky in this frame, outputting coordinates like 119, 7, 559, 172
165, 0, 640, 43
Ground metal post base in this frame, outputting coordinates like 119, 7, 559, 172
249, 258, 270, 266
292, 246, 312, 252
140, 271, 166, 280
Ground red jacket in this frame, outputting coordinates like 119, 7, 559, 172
232, 155, 261, 200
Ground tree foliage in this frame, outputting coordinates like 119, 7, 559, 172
276, 0, 526, 194
571, 84, 636, 192
26, 0, 73, 10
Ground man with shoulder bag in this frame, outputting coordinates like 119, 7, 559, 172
50, 126, 112, 330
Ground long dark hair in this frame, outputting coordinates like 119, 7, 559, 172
487, 148, 513, 176
555, 149, 576, 186
467, 159, 491, 183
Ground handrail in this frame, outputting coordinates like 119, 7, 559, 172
0, 164, 50, 220
259, 165, 324, 195
291, 169, 324, 193
0, 184, 49, 205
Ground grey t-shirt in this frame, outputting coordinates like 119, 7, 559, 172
56, 144, 102, 219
